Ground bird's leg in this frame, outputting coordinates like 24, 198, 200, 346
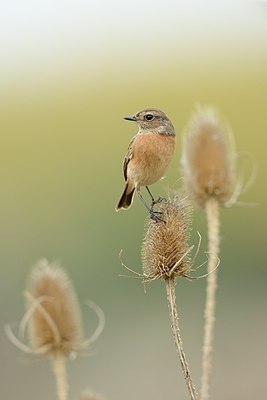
145, 186, 156, 205
145, 186, 165, 207
137, 189, 154, 212
137, 188, 163, 222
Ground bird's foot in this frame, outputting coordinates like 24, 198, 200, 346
151, 196, 166, 207
149, 209, 165, 223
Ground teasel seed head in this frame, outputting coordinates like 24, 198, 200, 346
26, 259, 83, 357
142, 196, 192, 280
181, 106, 235, 207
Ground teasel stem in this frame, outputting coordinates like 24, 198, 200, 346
51, 351, 69, 400
200, 197, 220, 400
166, 277, 198, 400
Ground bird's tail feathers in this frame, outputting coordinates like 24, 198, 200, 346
116, 182, 135, 211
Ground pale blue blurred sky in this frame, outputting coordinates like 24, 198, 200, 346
0, 1, 266, 86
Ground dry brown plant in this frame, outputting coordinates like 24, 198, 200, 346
142, 197, 192, 280
182, 106, 235, 400
6, 259, 105, 400
181, 106, 235, 208
142, 196, 198, 400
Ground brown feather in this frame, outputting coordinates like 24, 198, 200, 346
116, 182, 135, 210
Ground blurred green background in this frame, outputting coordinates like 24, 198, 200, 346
0, 2, 266, 399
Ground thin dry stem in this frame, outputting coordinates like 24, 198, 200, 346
166, 277, 198, 400
200, 198, 220, 400
51, 351, 69, 400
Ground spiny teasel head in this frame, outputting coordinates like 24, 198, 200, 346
26, 259, 83, 357
6, 260, 105, 360
181, 106, 235, 207
142, 196, 192, 280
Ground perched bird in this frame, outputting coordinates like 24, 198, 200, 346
116, 108, 176, 219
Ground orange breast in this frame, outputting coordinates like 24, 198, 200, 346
127, 133, 175, 186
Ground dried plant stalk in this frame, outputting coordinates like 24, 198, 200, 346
182, 106, 235, 399
200, 198, 220, 400
166, 277, 198, 400
142, 197, 198, 400
52, 351, 69, 400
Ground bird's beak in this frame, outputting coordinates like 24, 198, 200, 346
124, 115, 137, 121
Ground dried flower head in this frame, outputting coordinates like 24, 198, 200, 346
142, 197, 192, 280
181, 106, 235, 207
26, 259, 83, 356
6, 259, 105, 360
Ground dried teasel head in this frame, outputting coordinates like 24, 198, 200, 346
181, 106, 235, 207
142, 196, 192, 280
26, 259, 83, 357
6, 259, 106, 360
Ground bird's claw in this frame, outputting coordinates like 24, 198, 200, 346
149, 210, 165, 223
151, 196, 166, 208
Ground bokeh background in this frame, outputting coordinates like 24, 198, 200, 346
0, 1, 266, 399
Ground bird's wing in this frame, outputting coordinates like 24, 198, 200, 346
123, 135, 136, 180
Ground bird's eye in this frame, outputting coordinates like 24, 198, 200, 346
145, 114, 154, 121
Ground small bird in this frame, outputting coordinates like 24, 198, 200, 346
116, 108, 176, 219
